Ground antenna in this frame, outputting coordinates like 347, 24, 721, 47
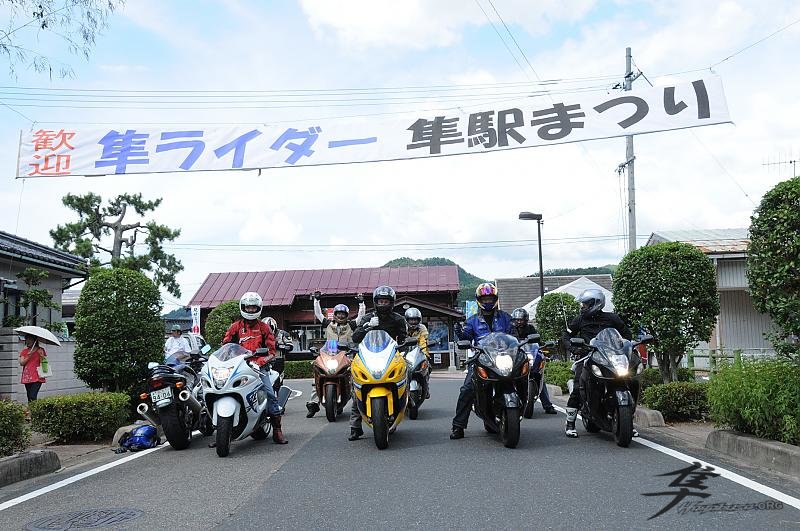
762, 151, 798, 177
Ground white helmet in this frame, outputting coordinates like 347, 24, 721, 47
239, 292, 263, 320
262, 316, 278, 334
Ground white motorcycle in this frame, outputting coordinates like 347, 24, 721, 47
201, 343, 290, 457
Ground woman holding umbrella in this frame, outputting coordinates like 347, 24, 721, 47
15, 326, 60, 402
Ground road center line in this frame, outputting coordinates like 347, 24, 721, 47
552, 405, 800, 510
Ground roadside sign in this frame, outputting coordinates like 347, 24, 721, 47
191, 305, 200, 334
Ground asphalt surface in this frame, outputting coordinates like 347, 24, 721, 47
1, 378, 799, 530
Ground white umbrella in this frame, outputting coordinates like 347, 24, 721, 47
14, 325, 62, 347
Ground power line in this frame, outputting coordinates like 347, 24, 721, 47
0, 99, 35, 122
711, 15, 800, 68
485, 0, 541, 80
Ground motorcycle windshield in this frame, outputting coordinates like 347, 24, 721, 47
164, 351, 191, 366
477, 332, 521, 366
321, 339, 340, 355
211, 343, 251, 362
590, 328, 626, 354
361, 330, 393, 353
590, 328, 632, 371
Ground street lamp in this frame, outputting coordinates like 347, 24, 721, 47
518, 212, 545, 301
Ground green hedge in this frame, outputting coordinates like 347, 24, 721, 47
642, 382, 708, 421
640, 367, 695, 391
29, 392, 130, 442
284, 360, 314, 379
545, 361, 573, 393
0, 400, 30, 457
708, 359, 800, 446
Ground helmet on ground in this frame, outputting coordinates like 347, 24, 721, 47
511, 308, 529, 328
121, 425, 159, 451
333, 304, 350, 323
475, 282, 499, 312
239, 292, 263, 321
577, 289, 605, 317
373, 285, 396, 315
262, 316, 278, 334
405, 307, 422, 328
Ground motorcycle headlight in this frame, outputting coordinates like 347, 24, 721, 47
592, 365, 603, 378
211, 367, 232, 387
609, 354, 629, 377
495, 354, 513, 376
325, 359, 338, 374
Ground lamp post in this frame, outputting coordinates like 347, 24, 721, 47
518, 212, 545, 300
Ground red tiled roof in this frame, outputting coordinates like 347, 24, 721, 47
189, 266, 460, 308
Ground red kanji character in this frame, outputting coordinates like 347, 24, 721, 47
31, 129, 76, 151
28, 154, 72, 176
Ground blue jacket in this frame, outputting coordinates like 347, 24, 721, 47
457, 310, 513, 343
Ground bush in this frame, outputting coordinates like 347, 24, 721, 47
0, 400, 30, 457
74, 268, 164, 392
642, 382, 708, 421
535, 293, 579, 360
204, 300, 240, 349
640, 367, 694, 391
283, 360, 314, 379
544, 360, 573, 393
708, 358, 800, 446
29, 392, 130, 442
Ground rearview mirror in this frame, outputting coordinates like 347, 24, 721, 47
526, 333, 541, 343
255, 347, 269, 355
638, 334, 654, 344
282, 344, 294, 352
570, 338, 585, 346
544, 340, 556, 348
147, 362, 159, 369
403, 337, 419, 347
457, 340, 472, 350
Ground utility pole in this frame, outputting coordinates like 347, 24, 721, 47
624, 46, 637, 253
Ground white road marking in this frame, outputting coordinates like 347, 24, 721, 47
552, 405, 800, 510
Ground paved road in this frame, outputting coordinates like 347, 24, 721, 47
1, 378, 799, 530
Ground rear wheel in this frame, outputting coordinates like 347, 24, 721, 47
501, 407, 521, 449
371, 397, 389, 450
215, 415, 233, 457
324, 385, 338, 422
161, 404, 191, 450
614, 405, 634, 447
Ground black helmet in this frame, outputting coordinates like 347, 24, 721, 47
577, 289, 605, 317
373, 285, 396, 316
511, 307, 529, 327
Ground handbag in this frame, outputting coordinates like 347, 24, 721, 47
37, 354, 53, 378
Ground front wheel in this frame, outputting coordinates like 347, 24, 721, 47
523, 378, 535, 419
371, 397, 389, 450
215, 415, 233, 457
500, 407, 521, 449
161, 404, 191, 450
324, 385, 338, 422
614, 405, 634, 447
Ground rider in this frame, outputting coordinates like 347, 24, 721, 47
450, 283, 513, 440
510, 307, 556, 415
405, 307, 431, 399
306, 293, 366, 417
348, 285, 408, 441
562, 288, 632, 438
222, 292, 287, 444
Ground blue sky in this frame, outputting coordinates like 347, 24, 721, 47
1, 0, 799, 309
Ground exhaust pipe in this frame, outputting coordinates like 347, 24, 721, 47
137, 402, 160, 426
178, 389, 203, 415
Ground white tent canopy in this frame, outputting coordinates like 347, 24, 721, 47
523, 276, 614, 320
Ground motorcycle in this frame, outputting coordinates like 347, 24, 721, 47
309, 339, 352, 422
522, 337, 556, 419
457, 332, 538, 449
404, 345, 430, 420
351, 330, 417, 449
137, 345, 214, 450
201, 344, 291, 457
568, 328, 652, 447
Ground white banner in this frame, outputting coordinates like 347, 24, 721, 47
190, 305, 200, 335
16, 77, 730, 178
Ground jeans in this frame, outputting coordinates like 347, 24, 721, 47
259, 369, 282, 417
25, 382, 42, 402
539, 377, 553, 408
452, 365, 475, 429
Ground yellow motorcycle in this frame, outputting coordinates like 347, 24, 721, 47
350, 330, 416, 449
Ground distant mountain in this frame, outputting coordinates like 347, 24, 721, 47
528, 265, 617, 277
381, 257, 486, 306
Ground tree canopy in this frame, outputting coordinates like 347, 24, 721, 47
50, 192, 184, 297
534, 292, 579, 360
382, 257, 486, 306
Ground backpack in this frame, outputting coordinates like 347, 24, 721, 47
116, 425, 160, 453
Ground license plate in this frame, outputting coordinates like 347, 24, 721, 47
151, 387, 173, 402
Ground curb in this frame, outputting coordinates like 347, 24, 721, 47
545, 384, 562, 397
0, 450, 61, 488
706, 430, 800, 477
634, 406, 665, 428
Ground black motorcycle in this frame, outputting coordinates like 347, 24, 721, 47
569, 328, 652, 447
137, 345, 214, 450
457, 332, 538, 449
522, 338, 556, 419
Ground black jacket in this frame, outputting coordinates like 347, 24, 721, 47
352, 310, 408, 344
563, 311, 632, 350
510, 323, 539, 341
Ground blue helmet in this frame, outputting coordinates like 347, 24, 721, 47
122, 425, 159, 451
